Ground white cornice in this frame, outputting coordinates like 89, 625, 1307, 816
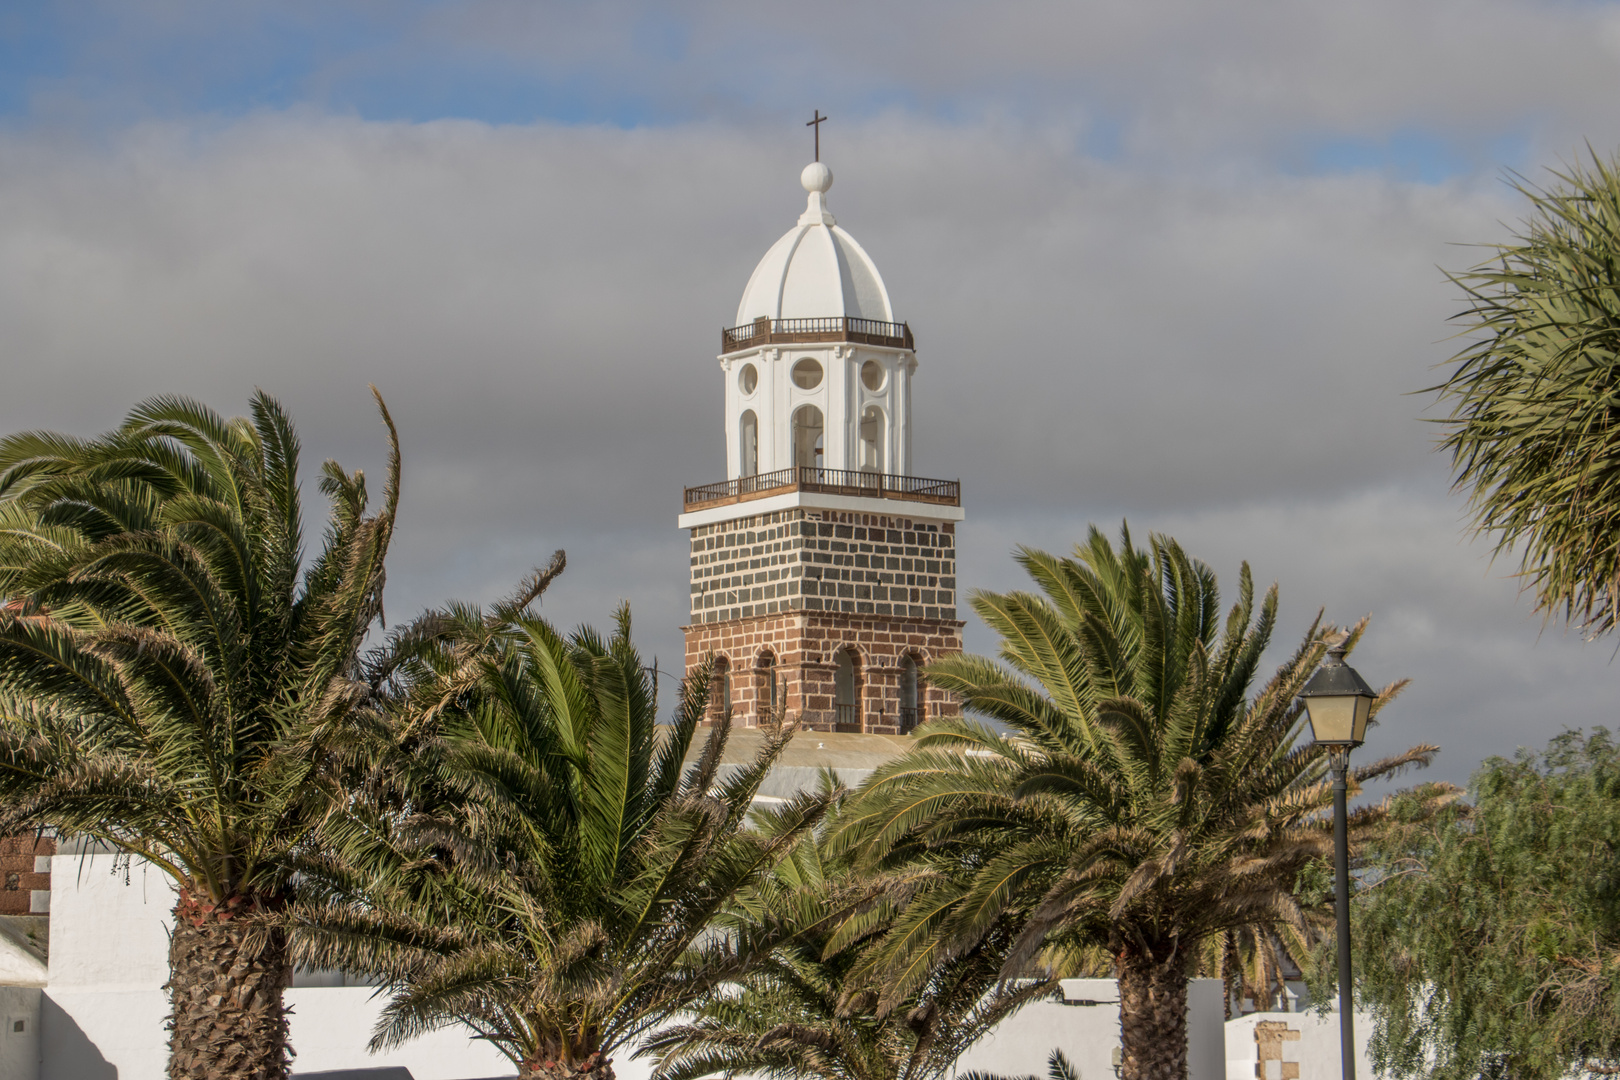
678, 487, 964, 529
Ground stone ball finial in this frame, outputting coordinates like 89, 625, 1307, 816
801, 161, 833, 194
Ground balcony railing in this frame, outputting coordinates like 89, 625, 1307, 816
834, 703, 861, 733
722, 316, 914, 353
684, 466, 960, 511
898, 706, 919, 735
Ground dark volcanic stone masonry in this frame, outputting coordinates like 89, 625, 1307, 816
688, 508, 957, 623
684, 507, 963, 735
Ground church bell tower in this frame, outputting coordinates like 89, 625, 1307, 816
679, 158, 964, 734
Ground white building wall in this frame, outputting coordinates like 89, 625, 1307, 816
956, 978, 1227, 1080
41, 849, 513, 1080
1225, 1007, 1377, 1080
0, 925, 47, 988
48, 846, 170, 990
43, 848, 1332, 1080
1, 985, 41, 1080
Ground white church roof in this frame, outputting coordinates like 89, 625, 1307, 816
734, 162, 896, 325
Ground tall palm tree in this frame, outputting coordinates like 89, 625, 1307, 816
285, 600, 830, 1080
643, 801, 1051, 1080
1433, 147, 1620, 636
833, 526, 1438, 1080
0, 390, 399, 1080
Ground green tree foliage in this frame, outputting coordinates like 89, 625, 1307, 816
643, 793, 1051, 1080
1434, 148, 1620, 636
1348, 729, 1620, 1080
286, 596, 830, 1080
0, 391, 399, 1080
833, 526, 1436, 1080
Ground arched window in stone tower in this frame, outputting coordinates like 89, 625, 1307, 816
710, 656, 731, 724
739, 411, 758, 476
899, 654, 920, 734
859, 406, 885, 473
834, 648, 860, 732
792, 406, 824, 471
756, 650, 778, 722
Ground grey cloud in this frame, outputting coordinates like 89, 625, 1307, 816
425, 0, 1620, 159
21, 1, 1620, 173
962, 484, 1616, 791
0, 114, 1602, 787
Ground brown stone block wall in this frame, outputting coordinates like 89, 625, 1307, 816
0, 835, 53, 915
682, 610, 965, 734
689, 507, 958, 624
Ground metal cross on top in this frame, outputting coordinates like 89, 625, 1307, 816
807, 109, 828, 162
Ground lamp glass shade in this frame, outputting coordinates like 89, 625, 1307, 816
1304, 692, 1373, 747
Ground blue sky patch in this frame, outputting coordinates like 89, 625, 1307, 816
1304, 129, 1534, 184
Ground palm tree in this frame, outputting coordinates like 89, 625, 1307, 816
1199, 923, 1311, 1017
960, 1049, 1080, 1080
1433, 147, 1620, 636
642, 802, 1051, 1080
285, 600, 831, 1080
833, 526, 1438, 1080
0, 390, 399, 1080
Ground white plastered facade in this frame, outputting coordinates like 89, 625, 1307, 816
21, 843, 516, 1080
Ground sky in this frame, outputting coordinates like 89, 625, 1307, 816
2, 0, 1619, 790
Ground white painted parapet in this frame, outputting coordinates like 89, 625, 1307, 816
43, 843, 171, 1080
42, 846, 513, 1079
1225, 1006, 1376, 1080
955, 978, 1227, 1080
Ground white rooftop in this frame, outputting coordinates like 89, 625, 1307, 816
734, 162, 896, 326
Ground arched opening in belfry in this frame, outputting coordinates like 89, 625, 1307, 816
899, 654, 921, 734
756, 650, 778, 723
834, 648, 860, 732
859, 406, 885, 473
710, 656, 731, 724
792, 406, 824, 471
739, 411, 758, 476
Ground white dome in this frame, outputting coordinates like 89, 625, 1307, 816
734, 164, 895, 326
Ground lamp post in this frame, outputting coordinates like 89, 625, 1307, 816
1299, 636, 1376, 1080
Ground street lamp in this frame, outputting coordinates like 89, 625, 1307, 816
1299, 636, 1376, 1080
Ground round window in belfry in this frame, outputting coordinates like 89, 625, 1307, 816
791, 358, 824, 389
861, 359, 885, 392
739, 363, 758, 395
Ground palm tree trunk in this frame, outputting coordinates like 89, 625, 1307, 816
521, 1052, 615, 1080
1118, 944, 1189, 1080
166, 886, 291, 1080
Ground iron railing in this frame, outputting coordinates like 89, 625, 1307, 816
898, 706, 919, 735
722, 316, 914, 353
834, 703, 861, 732
684, 466, 959, 510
